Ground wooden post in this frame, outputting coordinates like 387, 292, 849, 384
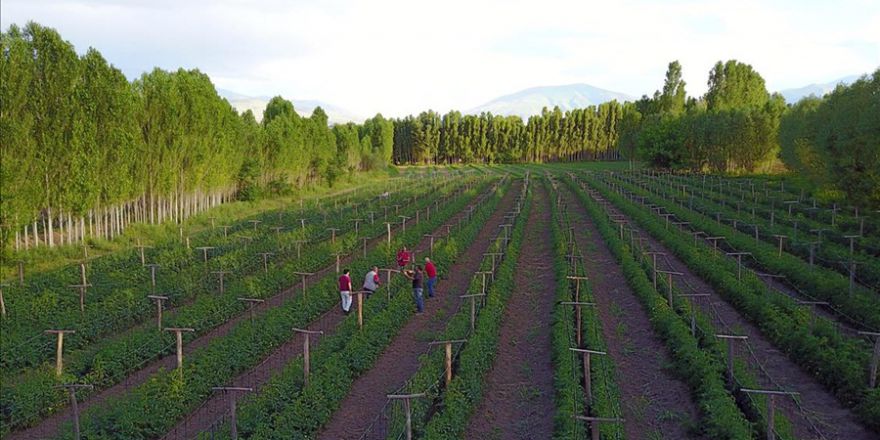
461, 293, 486, 332
298, 218, 306, 230
858, 331, 880, 388
705, 236, 725, 253
212, 387, 253, 440
476, 271, 493, 294
398, 215, 411, 233
68, 284, 92, 314
645, 252, 665, 290
148, 295, 168, 331
772, 234, 787, 257
429, 339, 467, 387
351, 219, 363, 236
367, 211, 376, 224
271, 226, 284, 235
146, 264, 160, 294
334, 252, 343, 273
726, 252, 751, 281
248, 219, 261, 230
569, 348, 607, 405
212, 270, 230, 294
45, 330, 75, 376
384, 222, 393, 245
656, 270, 683, 306
424, 234, 436, 256
237, 297, 265, 323
716, 334, 748, 384
135, 243, 152, 266
361, 236, 370, 258
740, 389, 799, 440
293, 272, 314, 299
484, 252, 503, 272
0, 283, 7, 317
573, 416, 625, 440
17, 260, 25, 286
196, 246, 215, 264
560, 301, 596, 347
221, 225, 231, 237
259, 252, 273, 273
164, 327, 195, 369
678, 293, 710, 336
354, 291, 367, 329
386, 393, 426, 440
293, 328, 324, 386
326, 227, 340, 244
57, 384, 94, 440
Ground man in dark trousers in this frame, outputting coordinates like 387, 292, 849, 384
402, 265, 425, 314
424, 257, 437, 298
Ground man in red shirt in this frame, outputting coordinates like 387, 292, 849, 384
339, 269, 352, 314
396, 246, 411, 268
424, 257, 437, 298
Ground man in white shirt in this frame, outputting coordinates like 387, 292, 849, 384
363, 266, 380, 297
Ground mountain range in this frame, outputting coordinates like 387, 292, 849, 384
218, 74, 866, 124
217, 89, 363, 124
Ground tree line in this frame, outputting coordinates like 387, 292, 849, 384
391, 103, 624, 164
0, 22, 393, 251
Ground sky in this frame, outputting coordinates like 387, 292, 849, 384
2, 0, 878, 118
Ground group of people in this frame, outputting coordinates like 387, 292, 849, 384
337, 246, 438, 316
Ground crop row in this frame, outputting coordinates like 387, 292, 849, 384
2, 177, 481, 436
47, 177, 496, 440
578, 172, 879, 434
225, 178, 515, 440
624, 172, 880, 288
599, 172, 880, 332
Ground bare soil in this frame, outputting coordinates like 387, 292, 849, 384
585, 182, 874, 440
463, 185, 557, 440
561, 184, 705, 439
315, 184, 520, 440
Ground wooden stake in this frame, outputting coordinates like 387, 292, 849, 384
326, 227, 340, 244
0, 283, 7, 317
45, 330, 75, 376
398, 215, 411, 233
858, 331, 880, 388
195, 246, 215, 264
560, 301, 596, 347
68, 284, 91, 314
259, 252, 273, 273
293, 328, 324, 386
211, 387, 253, 440
569, 348, 607, 406
134, 243, 152, 266
656, 270, 683, 306
164, 327, 195, 369
716, 334, 748, 384
212, 270, 230, 294
740, 388, 799, 440
387, 393, 426, 440
354, 291, 366, 329
293, 272, 314, 299
645, 252, 665, 290
429, 339, 467, 387
384, 222, 393, 245
424, 234, 436, 256
148, 295, 168, 330
248, 219, 261, 230
461, 293, 486, 332
221, 225, 231, 237
146, 264, 161, 294
237, 297, 265, 323
726, 252, 751, 281
57, 384, 94, 440
772, 234, 787, 257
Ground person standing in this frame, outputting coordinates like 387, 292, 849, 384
403, 266, 425, 314
363, 266, 380, 297
424, 257, 437, 298
339, 269, 353, 314
397, 246, 411, 269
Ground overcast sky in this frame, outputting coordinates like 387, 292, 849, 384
2, 0, 878, 117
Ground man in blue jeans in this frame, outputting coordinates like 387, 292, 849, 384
403, 265, 425, 314
424, 257, 437, 298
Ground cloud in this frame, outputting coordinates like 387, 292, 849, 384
2, 0, 877, 117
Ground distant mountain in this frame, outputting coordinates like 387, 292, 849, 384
468, 83, 635, 119
777, 75, 862, 103
217, 89, 363, 124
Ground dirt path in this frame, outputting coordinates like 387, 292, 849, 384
463, 185, 557, 440
583, 180, 875, 440
315, 183, 520, 440
9, 186, 484, 440
560, 183, 704, 439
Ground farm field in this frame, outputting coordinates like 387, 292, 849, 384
2, 163, 878, 440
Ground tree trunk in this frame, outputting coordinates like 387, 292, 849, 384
47, 207, 54, 248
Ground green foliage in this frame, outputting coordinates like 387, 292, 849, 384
778, 71, 880, 208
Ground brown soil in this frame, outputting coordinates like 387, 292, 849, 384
8, 186, 483, 440
584, 181, 874, 440
315, 183, 520, 440
560, 184, 705, 439
463, 185, 557, 440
